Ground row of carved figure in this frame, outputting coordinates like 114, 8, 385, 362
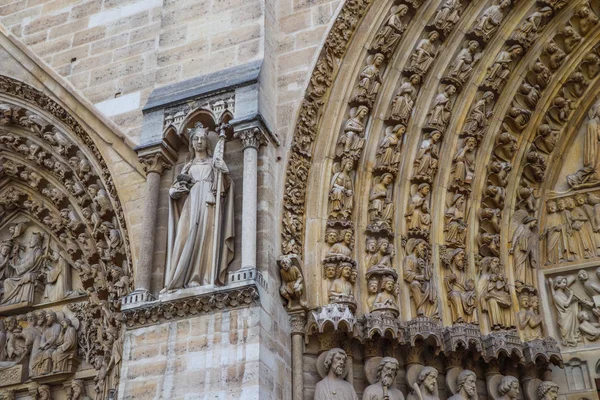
0, 310, 78, 377
313, 348, 558, 400
2, 379, 91, 400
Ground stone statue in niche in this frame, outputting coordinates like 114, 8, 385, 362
408, 31, 440, 76
577, 3, 599, 36
372, 5, 408, 58
562, 25, 582, 54
470, 0, 511, 42
448, 370, 477, 400
328, 262, 356, 306
444, 194, 467, 247
376, 124, 405, 170
329, 159, 355, 221
405, 183, 432, 235
413, 131, 442, 182
509, 8, 553, 49
462, 92, 494, 141
278, 254, 307, 310
578, 310, 600, 340
443, 248, 476, 324
314, 348, 358, 400
409, 366, 439, 400
478, 257, 514, 330
548, 276, 580, 346
567, 104, 600, 189
163, 124, 234, 290
363, 357, 404, 400
336, 106, 369, 160
445, 41, 481, 85
372, 275, 399, 312
543, 200, 568, 264
537, 381, 559, 400
450, 137, 477, 192
392, 76, 421, 126
497, 376, 520, 400
427, 85, 456, 131
351, 54, 385, 106
556, 199, 577, 261
69, 379, 92, 400
568, 196, 597, 259
404, 239, 438, 318
2, 231, 45, 305
509, 214, 538, 287
368, 173, 395, 231
431, 0, 462, 36
517, 292, 543, 341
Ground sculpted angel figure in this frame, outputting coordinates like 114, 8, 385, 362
351, 54, 385, 105
462, 92, 494, 139
336, 106, 369, 159
568, 196, 596, 259
376, 124, 405, 169
390, 75, 420, 124
577, 3, 599, 36
509, 7, 552, 46
471, 0, 511, 41
413, 131, 442, 181
163, 124, 234, 290
372, 5, 409, 57
427, 85, 456, 129
446, 41, 481, 84
562, 25, 582, 54
409, 31, 440, 75
328, 159, 355, 221
543, 201, 566, 264
517, 294, 543, 341
567, 104, 600, 189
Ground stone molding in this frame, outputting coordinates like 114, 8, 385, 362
122, 284, 260, 328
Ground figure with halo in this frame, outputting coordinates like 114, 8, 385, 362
163, 123, 235, 291
363, 357, 404, 400
314, 348, 358, 400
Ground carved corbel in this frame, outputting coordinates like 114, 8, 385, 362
139, 152, 173, 176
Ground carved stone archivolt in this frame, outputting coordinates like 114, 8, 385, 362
0, 76, 132, 397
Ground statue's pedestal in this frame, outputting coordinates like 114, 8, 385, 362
0, 363, 26, 387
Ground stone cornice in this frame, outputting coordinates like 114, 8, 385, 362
122, 284, 260, 328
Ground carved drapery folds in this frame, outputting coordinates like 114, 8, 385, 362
0, 76, 131, 396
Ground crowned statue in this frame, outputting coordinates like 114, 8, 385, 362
163, 123, 235, 290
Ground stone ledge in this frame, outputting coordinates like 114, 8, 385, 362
122, 283, 260, 329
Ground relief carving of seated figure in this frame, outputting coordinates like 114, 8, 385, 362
372, 276, 398, 312
31, 311, 61, 376
2, 232, 45, 305
578, 310, 600, 341
51, 318, 77, 372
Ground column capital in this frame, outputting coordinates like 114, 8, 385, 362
234, 127, 266, 149
289, 311, 307, 335
135, 140, 177, 176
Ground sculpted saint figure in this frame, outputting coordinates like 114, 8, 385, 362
352, 54, 384, 105
462, 92, 494, 140
411, 366, 439, 400
543, 201, 566, 264
578, 268, 600, 299
336, 106, 369, 159
32, 311, 62, 375
479, 257, 514, 330
450, 137, 476, 191
498, 376, 520, 400
577, 3, 599, 36
448, 370, 477, 400
405, 184, 432, 233
567, 196, 596, 259
369, 173, 395, 229
278, 254, 307, 310
413, 132, 442, 181
432, 0, 462, 35
445, 194, 466, 247
372, 5, 408, 57
363, 357, 404, 400
509, 8, 552, 47
471, 0, 511, 41
444, 249, 476, 324
537, 381, 559, 400
51, 318, 77, 372
372, 275, 398, 311
409, 31, 439, 75
548, 276, 580, 346
517, 294, 543, 341
3, 232, 45, 305
164, 124, 234, 290
427, 85, 456, 129
327, 230, 353, 258
390, 76, 420, 124
314, 348, 358, 400
446, 41, 480, 84
329, 159, 355, 221
568, 105, 600, 185
70, 379, 92, 400
404, 239, 438, 318
42, 249, 71, 302
329, 263, 355, 303
376, 125, 405, 169
510, 216, 537, 286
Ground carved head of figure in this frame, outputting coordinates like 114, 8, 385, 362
60, 318, 72, 331
537, 381, 559, 400
578, 310, 592, 323
556, 199, 566, 211
355, 105, 369, 120
366, 237, 377, 253
45, 311, 57, 327
530, 294, 540, 312
565, 197, 576, 210
456, 370, 477, 399
373, 53, 385, 67
377, 357, 400, 387
35, 310, 46, 327
445, 84, 457, 96
342, 158, 354, 173
29, 232, 43, 248
339, 263, 352, 280
578, 269, 589, 282
546, 201, 557, 213
452, 249, 466, 270
350, 268, 358, 284
498, 376, 519, 399
25, 312, 35, 325
189, 123, 211, 155
428, 31, 439, 42
553, 276, 568, 290
326, 228, 339, 246
381, 173, 394, 186
417, 366, 438, 394
324, 348, 347, 378
71, 379, 86, 399
414, 240, 428, 259
410, 74, 421, 86
518, 293, 530, 310
575, 194, 587, 206
465, 137, 476, 151
341, 229, 353, 246
468, 40, 479, 52
0, 241, 11, 256
279, 255, 292, 272
431, 131, 442, 143
38, 385, 51, 400
382, 276, 395, 294
418, 183, 431, 196
378, 237, 390, 254
324, 263, 337, 279
368, 278, 379, 295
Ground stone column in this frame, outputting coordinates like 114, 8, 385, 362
126, 150, 173, 304
290, 312, 306, 400
235, 128, 262, 271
